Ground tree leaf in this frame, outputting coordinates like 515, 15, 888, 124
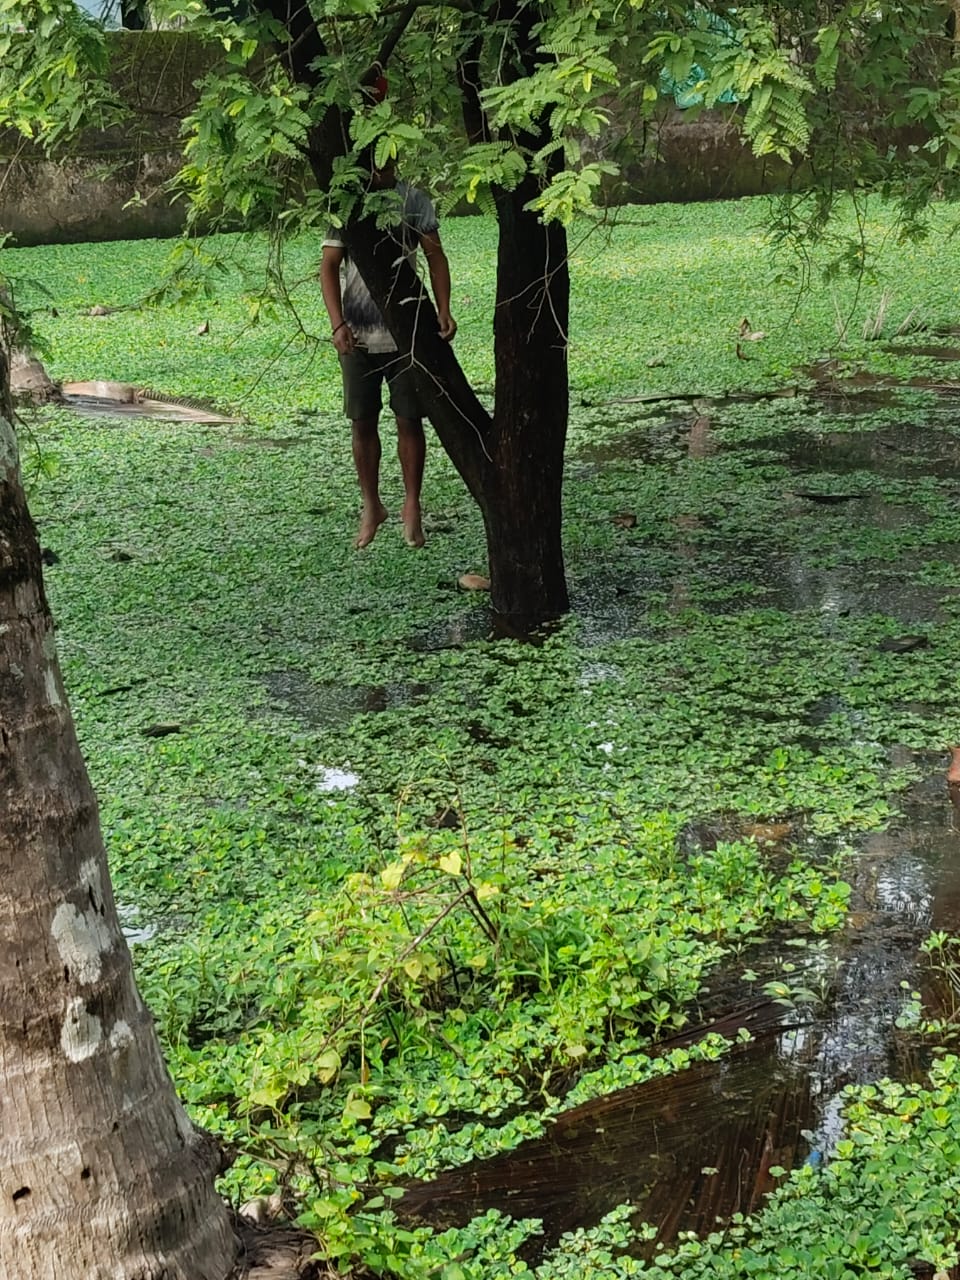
438, 850, 461, 876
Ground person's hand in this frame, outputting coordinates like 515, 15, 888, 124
437, 311, 457, 342
332, 322, 355, 355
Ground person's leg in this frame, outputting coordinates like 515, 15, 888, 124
341, 350, 388, 547
395, 416, 426, 548
386, 360, 427, 548
351, 417, 388, 547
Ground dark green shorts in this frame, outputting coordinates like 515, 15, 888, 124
339, 349, 426, 421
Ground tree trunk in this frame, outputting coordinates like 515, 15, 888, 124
0, 352, 238, 1279
485, 179, 570, 623
338, 216, 492, 497
119, 0, 146, 29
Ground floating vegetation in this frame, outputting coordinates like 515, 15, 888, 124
12, 198, 960, 1277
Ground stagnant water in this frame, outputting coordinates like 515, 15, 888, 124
246, 367, 960, 1256
393, 376, 960, 1255
397, 774, 960, 1250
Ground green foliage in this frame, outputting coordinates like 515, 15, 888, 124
619, 1056, 960, 1279
146, 811, 848, 1123
5, 0, 960, 240
0, 0, 117, 149
908, 931, 960, 1043
443, 143, 527, 215
12, 196, 960, 1274
177, 69, 314, 224
286, 1056, 960, 1277
527, 161, 618, 222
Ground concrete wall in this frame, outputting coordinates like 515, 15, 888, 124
616, 109, 795, 204
0, 31, 217, 246
0, 149, 190, 245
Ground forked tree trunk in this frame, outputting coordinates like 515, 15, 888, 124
258, 0, 572, 626
344, 210, 570, 626
0, 351, 237, 1279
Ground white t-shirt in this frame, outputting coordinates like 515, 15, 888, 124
322, 183, 439, 354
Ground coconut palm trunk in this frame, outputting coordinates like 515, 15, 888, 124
0, 349, 237, 1279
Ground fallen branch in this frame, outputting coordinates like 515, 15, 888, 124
587, 386, 800, 408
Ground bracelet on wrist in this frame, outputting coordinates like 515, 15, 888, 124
332, 320, 348, 336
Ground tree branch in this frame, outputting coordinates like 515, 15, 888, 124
344, 215, 493, 497
0, 344, 10, 425
457, 29, 491, 145
332, 0, 474, 20
253, 0, 493, 487
260, 0, 327, 85
363, 0, 419, 87
253, 0, 350, 182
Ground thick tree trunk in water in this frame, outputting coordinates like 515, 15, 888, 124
485, 180, 570, 623
0, 353, 237, 1279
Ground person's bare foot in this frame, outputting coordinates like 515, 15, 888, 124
402, 500, 425, 548
355, 502, 388, 548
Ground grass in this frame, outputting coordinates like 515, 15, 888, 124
9, 192, 960, 1277
11, 194, 960, 414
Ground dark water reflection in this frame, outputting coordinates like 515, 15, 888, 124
574, 416, 695, 467
401, 1006, 814, 1248
741, 427, 960, 480
882, 343, 960, 361
250, 384, 960, 1255
406, 610, 497, 652
567, 545, 959, 639
261, 670, 430, 725
400, 774, 960, 1252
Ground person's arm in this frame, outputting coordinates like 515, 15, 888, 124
320, 244, 355, 354
420, 230, 457, 341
